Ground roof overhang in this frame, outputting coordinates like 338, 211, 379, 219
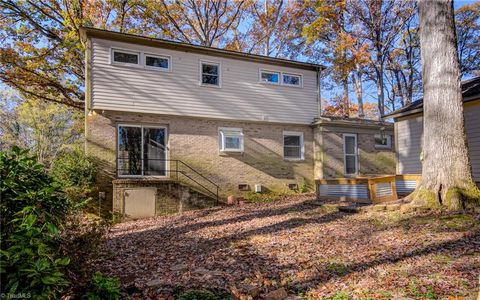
383, 96, 480, 119
311, 116, 394, 130
79, 27, 325, 72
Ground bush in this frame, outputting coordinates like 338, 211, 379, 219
84, 272, 121, 300
50, 148, 96, 204
244, 191, 282, 203
0, 146, 73, 298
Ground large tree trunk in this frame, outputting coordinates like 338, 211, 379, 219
411, 0, 480, 210
343, 77, 350, 118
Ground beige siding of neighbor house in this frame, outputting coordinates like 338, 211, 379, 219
396, 114, 423, 174
90, 38, 318, 125
395, 100, 480, 181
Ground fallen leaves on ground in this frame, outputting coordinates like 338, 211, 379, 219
89, 194, 480, 299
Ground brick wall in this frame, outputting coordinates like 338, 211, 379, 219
86, 110, 315, 212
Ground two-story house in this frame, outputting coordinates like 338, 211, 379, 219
80, 27, 395, 218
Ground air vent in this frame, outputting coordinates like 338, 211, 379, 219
238, 184, 249, 191
254, 184, 262, 193
288, 183, 299, 190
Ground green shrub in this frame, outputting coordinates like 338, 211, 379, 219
50, 148, 96, 204
84, 272, 121, 300
244, 191, 282, 203
0, 146, 73, 298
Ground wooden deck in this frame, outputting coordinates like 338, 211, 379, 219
316, 174, 422, 204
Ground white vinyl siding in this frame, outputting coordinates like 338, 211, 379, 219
465, 104, 480, 181
91, 38, 318, 124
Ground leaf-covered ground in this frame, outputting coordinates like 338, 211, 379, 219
92, 195, 480, 299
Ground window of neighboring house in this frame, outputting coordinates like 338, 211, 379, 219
219, 127, 243, 152
112, 49, 140, 65
283, 131, 304, 160
201, 61, 220, 86
374, 134, 392, 149
145, 54, 170, 71
282, 73, 302, 87
343, 134, 358, 175
260, 70, 280, 84
117, 125, 167, 176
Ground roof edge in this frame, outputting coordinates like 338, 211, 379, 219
79, 27, 325, 72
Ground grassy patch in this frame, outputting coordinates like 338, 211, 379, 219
438, 214, 477, 231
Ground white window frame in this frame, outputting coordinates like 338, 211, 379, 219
117, 124, 169, 178
111, 48, 141, 67
343, 133, 358, 175
283, 131, 305, 160
259, 69, 280, 85
282, 72, 303, 88
219, 127, 244, 152
374, 134, 392, 149
144, 53, 171, 72
200, 60, 221, 88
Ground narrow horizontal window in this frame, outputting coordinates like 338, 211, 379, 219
112, 49, 139, 65
201, 62, 220, 86
219, 127, 243, 152
260, 70, 280, 84
283, 131, 304, 160
374, 134, 392, 149
145, 54, 170, 70
282, 73, 302, 86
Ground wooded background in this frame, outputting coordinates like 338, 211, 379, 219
0, 0, 479, 163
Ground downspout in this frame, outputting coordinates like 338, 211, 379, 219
316, 67, 322, 118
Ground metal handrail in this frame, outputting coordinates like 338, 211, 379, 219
116, 158, 219, 204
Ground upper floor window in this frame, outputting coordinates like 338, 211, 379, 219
260, 70, 280, 84
283, 131, 304, 160
375, 134, 392, 149
201, 61, 220, 86
112, 49, 139, 65
219, 127, 243, 152
282, 73, 302, 87
145, 54, 170, 71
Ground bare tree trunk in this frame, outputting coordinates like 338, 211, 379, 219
375, 60, 385, 118
411, 0, 480, 210
343, 77, 349, 118
351, 66, 364, 118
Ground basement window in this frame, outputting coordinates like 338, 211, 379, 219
283, 131, 304, 160
112, 49, 140, 65
219, 127, 243, 152
375, 134, 392, 149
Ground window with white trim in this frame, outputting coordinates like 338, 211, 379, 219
260, 70, 280, 84
282, 73, 302, 86
374, 134, 392, 149
112, 49, 139, 65
283, 131, 304, 160
219, 127, 243, 152
343, 134, 358, 175
117, 125, 167, 176
201, 61, 220, 86
145, 54, 170, 70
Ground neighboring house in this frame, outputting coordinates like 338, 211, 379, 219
385, 76, 480, 192
80, 27, 395, 218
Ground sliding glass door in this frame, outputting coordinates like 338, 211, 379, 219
118, 125, 167, 176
